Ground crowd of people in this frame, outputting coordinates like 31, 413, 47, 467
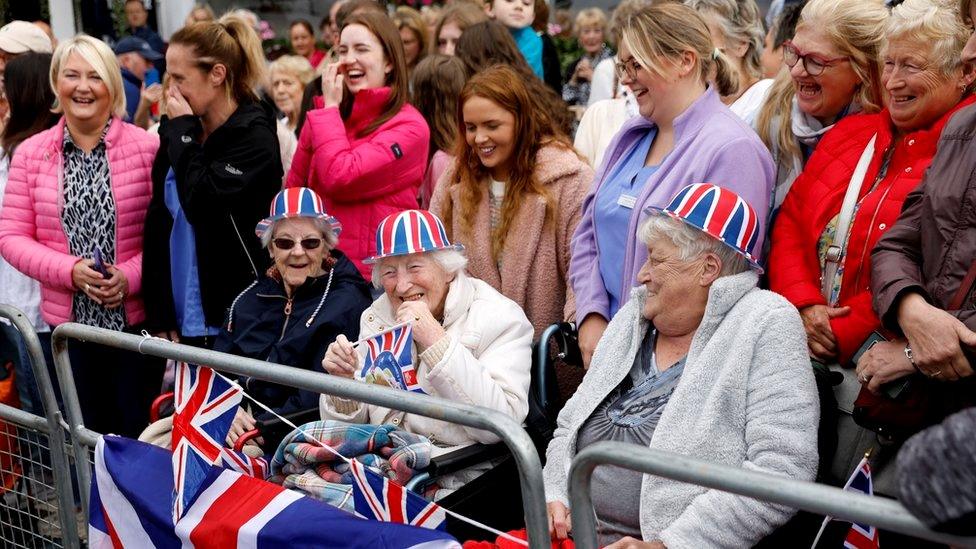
0, 0, 975, 545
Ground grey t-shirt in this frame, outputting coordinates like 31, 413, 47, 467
576, 329, 685, 546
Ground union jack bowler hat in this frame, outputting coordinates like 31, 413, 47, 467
364, 209, 464, 264
255, 187, 341, 238
646, 183, 764, 273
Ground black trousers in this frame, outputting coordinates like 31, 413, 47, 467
68, 325, 165, 438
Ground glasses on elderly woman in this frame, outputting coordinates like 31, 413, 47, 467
272, 237, 322, 250
782, 41, 849, 76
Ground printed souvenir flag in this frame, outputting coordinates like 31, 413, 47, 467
356, 324, 425, 394
349, 458, 447, 531
171, 362, 243, 522
90, 435, 461, 548
842, 458, 880, 549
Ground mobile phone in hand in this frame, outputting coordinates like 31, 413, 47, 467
93, 247, 110, 278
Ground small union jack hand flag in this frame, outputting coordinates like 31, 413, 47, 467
171, 362, 243, 524
349, 458, 447, 531
842, 458, 880, 549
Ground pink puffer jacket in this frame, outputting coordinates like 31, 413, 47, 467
0, 117, 158, 326
286, 87, 429, 280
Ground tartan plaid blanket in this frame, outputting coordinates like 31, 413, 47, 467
269, 420, 433, 511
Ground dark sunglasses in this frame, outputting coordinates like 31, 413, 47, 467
272, 237, 323, 250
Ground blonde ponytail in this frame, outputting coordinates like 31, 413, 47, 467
169, 13, 268, 104
712, 48, 740, 97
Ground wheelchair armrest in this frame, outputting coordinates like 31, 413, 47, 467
425, 443, 508, 478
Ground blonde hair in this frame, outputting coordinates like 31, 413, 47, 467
269, 55, 315, 87
756, 0, 888, 165
620, 2, 741, 97
609, 0, 654, 47
50, 35, 127, 119
887, 0, 969, 75
395, 6, 430, 60
169, 13, 268, 104
575, 8, 608, 36
686, 0, 765, 81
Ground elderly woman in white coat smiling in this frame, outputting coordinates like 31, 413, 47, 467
545, 184, 820, 549
320, 209, 533, 491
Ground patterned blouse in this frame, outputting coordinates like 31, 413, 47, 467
61, 125, 127, 330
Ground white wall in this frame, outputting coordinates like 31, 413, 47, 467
156, 0, 196, 41
49, 0, 76, 39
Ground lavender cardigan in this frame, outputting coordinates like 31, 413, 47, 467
570, 88, 774, 322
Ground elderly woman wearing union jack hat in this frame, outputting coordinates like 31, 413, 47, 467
543, 184, 820, 548
215, 187, 372, 452
320, 209, 533, 493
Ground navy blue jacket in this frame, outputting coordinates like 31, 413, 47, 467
215, 250, 371, 419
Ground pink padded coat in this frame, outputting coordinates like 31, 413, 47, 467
0, 117, 158, 326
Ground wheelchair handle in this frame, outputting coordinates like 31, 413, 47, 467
150, 392, 174, 423
233, 428, 262, 452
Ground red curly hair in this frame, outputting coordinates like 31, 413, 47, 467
443, 65, 576, 262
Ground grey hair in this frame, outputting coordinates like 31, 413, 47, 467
639, 214, 750, 277
686, 0, 766, 80
370, 248, 469, 288
886, 0, 970, 75
260, 217, 339, 249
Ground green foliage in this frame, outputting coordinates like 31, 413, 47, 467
553, 35, 582, 76
112, 0, 127, 37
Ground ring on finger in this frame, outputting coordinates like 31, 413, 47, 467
930, 370, 942, 378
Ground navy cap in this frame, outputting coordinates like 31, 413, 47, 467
113, 36, 162, 61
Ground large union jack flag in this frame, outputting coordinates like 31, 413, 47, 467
356, 324, 425, 394
90, 435, 461, 548
171, 362, 243, 523
349, 458, 446, 531
843, 458, 880, 549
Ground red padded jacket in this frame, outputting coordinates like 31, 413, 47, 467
768, 96, 976, 364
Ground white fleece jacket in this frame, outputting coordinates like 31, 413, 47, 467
543, 271, 820, 548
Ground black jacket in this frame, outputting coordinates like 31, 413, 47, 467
214, 251, 371, 418
142, 100, 283, 333
541, 33, 563, 96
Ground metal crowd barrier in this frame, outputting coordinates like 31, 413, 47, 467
568, 440, 976, 549
0, 305, 80, 548
51, 322, 550, 548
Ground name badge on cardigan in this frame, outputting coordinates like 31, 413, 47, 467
617, 194, 638, 209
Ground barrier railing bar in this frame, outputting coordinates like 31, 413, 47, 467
0, 403, 51, 431
0, 305, 81, 548
52, 323, 549, 548
568, 441, 976, 549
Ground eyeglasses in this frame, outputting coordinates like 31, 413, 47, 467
272, 237, 323, 250
614, 55, 643, 81
782, 41, 848, 76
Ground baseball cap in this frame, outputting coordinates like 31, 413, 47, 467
0, 21, 54, 55
113, 36, 163, 61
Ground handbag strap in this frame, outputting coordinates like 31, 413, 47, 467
949, 260, 976, 311
822, 134, 878, 305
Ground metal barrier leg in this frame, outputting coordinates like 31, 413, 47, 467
568, 441, 976, 549
50, 333, 92, 527
0, 305, 80, 548
52, 323, 551, 548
